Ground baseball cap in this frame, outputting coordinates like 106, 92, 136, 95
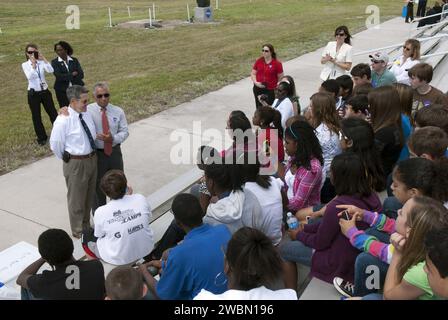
369, 51, 389, 64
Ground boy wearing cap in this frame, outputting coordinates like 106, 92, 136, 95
369, 52, 397, 88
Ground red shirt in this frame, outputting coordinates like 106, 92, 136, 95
252, 57, 283, 90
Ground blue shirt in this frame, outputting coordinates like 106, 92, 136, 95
156, 223, 231, 300
398, 114, 412, 161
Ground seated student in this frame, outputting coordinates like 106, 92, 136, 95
222, 110, 256, 158
138, 193, 231, 300
194, 227, 298, 300
105, 266, 147, 300
335, 196, 448, 300
260, 81, 294, 129
369, 52, 397, 88
408, 63, 448, 116
296, 118, 386, 222
280, 152, 382, 289
414, 104, 448, 135
318, 79, 340, 100
82, 170, 154, 266
335, 75, 353, 117
408, 126, 448, 160
352, 83, 373, 97
280, 75, 301, 115
424, 227, 448, 299
241, 158, 284, 246
277, 120, 323, 213
350, 63, 372, 88
382, 196, 448, 300
308, 92, 342, 203
252, 106, 285, 167
344, 94, 369, 120
17, 229, 105, 300
369, 86, 404, 177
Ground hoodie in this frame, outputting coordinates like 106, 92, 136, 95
203, 188, 262, 235
296, 193, 383, 283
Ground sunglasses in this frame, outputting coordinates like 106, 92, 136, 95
371, 60, 382, 64
403, 46, 412, 51
262, 49, 270, 53
96, 93, 110, 99
336, 33, 346, 37
27, 51, 36, 54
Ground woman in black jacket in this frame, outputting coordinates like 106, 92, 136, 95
51, 41, 85, 108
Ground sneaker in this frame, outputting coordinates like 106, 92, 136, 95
333, 277, 354, 298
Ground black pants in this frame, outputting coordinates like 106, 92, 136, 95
406, 3, 414, 22
320, 177, 336, 204
417, 0, 427, 17
144, 219, 186, 261
92, 145, 124, 214
27, 89, 58, 142
55, 89, 70, 108
253, 85, 275, 109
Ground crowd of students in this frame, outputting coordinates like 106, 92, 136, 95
16, 33, 448, 300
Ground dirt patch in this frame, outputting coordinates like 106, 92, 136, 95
117, 19, 221, 30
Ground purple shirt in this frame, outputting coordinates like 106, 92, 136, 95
297, 193, 383, 283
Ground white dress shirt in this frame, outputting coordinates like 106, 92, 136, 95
272, 97, 294, 129
57, 56, 74, 86
389, 56, 420, 86
22, 59, 53, 91
87, 103, 129, 148
320, 41, 353, 81
50, 106, 97, 159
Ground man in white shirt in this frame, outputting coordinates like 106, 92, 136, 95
50, 85, 97, 238
88, 82, 129, 213
82, 170, 154, 266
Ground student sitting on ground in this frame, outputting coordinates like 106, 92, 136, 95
350, 63, 372, 88
277, 120, 323, 213
194, 227, 298, 300
138, 193, 231, 300
17, 229, 105, 300
280, 152, 382, 289
260, 81, 294, 129
335, 75, 354, 117
408, 63, 448, 116
337, 196, 448, 300
424, 227, 448, 299
344, 94, 369, 120
82, 170, 154, 266
318, 79, 340, 100
408, 126, 448, 160
105, 266, 147, 300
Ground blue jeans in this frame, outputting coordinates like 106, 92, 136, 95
362, 293, 383, 300
354, 252, 389, 297
279, 240, 313, 266
383, 196, 402, 220
21, 287, 40, 300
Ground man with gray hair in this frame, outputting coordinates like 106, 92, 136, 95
87, 82, 129, 212
50, 85, 97, 238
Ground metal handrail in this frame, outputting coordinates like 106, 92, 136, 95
421, 51, 448, 59
413, 19, 448, 31
354, 34, 448, 56
412, 7, 447, 22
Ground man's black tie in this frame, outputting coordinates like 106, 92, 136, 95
79, 113, 97, 151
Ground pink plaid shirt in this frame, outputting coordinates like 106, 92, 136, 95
285, 157, 323, 211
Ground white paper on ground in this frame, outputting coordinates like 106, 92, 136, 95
0, 241, 40, 284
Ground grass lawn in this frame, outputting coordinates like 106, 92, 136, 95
0, 0, 400, 175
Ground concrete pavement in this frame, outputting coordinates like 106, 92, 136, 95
0, 17, 411, 251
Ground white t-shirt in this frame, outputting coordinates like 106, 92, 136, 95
94, 194, 154, 265
320, 41, 353, 81
389, 56, 420, 86
272, 97, 294, 130
245, 178, 283, 246
194, 286, 298, 300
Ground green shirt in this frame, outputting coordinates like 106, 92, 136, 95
403, 261, 439, 300
371, 70, 397, 88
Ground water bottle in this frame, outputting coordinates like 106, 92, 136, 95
286, 212, 299, 230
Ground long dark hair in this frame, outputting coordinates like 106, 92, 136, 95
335, 25, 352, 45
226, 227, 283, 290
256, 106, 283, 138
285, 120, 323, 170
341, 118, 386, 191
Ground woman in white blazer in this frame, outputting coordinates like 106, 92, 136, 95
390, 39, 421, 86
320, 26, 353, 81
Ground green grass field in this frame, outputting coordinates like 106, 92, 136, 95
0, 0, 400, 174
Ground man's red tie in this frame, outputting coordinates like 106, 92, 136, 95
101, 108, 112, 156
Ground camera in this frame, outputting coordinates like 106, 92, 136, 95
33, 51, 39, 60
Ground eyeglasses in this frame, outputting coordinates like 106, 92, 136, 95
262, 49, 270, 53
403, 46, 412, 51
96, 93, 110, 99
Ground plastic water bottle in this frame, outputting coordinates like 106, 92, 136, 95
286, 212, 299, 230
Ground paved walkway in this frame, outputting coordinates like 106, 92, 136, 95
0, 17, 411, 250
